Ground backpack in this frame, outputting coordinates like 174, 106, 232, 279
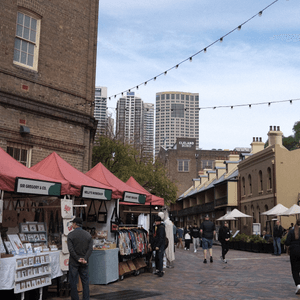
164, 237, 169, 250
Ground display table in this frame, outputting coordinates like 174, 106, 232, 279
0, 251, 63, 290
88, 248, 119, 284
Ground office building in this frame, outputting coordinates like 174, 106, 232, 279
94, 87, 109, 137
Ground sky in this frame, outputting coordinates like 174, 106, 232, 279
96, 0, 300, 151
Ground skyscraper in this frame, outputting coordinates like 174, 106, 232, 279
143, 103, 154, 159
94, 87, 109, 137
155, 91, 199, 156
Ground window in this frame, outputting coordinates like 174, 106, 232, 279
267, 167, 272, 189
7, 143, 32, 167
202, 160, 213, 169
14, 10, 41, 70
248, 174, 252, 194
242, 177, 246, 195
178, 160, 189, 172
258, 170, 263, 191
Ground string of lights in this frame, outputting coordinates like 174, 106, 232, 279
108, 0, 280, 100
106, 97, 300, 112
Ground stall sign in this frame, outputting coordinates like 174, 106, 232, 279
123, 192, 146, 204
81, 186, 112, 200
15, 178, 61, 196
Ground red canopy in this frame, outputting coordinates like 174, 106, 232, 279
0, 147, 69, 194
30, 152, 114, 198
86, 163, 150, 202
126, 176, 164, 206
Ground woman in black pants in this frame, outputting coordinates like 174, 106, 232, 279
184, 226, 192, 250
285, 218, 300, 294
218, 221, 231, 263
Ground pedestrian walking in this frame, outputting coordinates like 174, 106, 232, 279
149, 216, 166, 277
285, 218, 300, 294
67, 217, 93, 300
218, 221, 231, 263
200, 214, 216, 263
177, 227, 184, 249
184, 226, 192, 250
273, 220, 284, 256
191, 223, 200, 253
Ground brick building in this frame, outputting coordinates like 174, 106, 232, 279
0, 0, 99, 171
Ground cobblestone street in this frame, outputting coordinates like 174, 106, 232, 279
51, 245, 297, 300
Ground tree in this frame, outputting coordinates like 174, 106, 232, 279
282, 121, 300, 151
92, 135, 178, 204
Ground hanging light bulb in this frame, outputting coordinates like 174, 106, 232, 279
220, 37, 223, 43
114, 95, 116, 98
175, 64, 179, 69
258, 11, 263, 17
121, 92, 124, 96
189, 57, 192, 62
290, 100, 293, 104
136, 86, 139, 90
154, 77, 157, 81
231, 106, 233, 109
204, 48, 207, 53
249, 104, 251, 108
108, 97, 111, 100
164, 71, 167, 75
128, 89, 131, 92
237, 25, 242, 31
144, 82, 147, 85
268, 102, 271, 106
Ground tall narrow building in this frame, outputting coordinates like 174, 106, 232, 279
94, 87, 108, 137
143, 103, 154, 160
155, 91, 199, 156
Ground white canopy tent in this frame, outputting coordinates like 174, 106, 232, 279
277, 204, 300, 216
225, 208, 252, 219
217, 212, 236, 221
261, 203, 288, 216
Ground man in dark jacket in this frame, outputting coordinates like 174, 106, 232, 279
273, 220, 284, 256
191, 223, 200, 253
200, 214, 216, 263
150, 216, 166, 277
218, 221, 231, 263
67, 217, 93, 300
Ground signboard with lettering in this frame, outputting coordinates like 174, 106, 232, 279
15, 178, 61, 196
81, 186, 112, 200
123, 192, 146, 204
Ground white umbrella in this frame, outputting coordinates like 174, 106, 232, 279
261, 203, 288, 216
277, 204, 300, 216
217, 213, 236, 221
225, 208, 252, 219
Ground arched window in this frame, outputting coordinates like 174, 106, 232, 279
267, 167, 272, 189
248, 174, 252, 194
257, 205, 261, 224
258, 170, 263, 192
242, 177, 246, 195
251, 205, 255, 223
244, 205, 248, 225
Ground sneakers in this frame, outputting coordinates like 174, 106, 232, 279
223, 259, 227, 263
203, 259, 207, 263
210, 256, 213, 263
220, 256, 223, 261
296, 285, 300, 294
184, 247, 186, 250
158, 272, 164, 277
194, 249, 197, 253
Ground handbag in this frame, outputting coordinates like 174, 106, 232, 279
97, 200, 107, 223
18, 199, 35, 223
87, 200, 97, 222
2, 199, 18, 228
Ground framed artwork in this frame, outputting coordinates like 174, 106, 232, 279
46, 277, 51, 284
28, 257, 34, 266
39, 234, 46, 241
35, 256, 40, 264
27, 268, 32, 276
22, 258, 28, 267
38, 266, 43, 274
31, 279, 36, 287
21, 282, 26, 290
29, 224, 37, 232
4, 241, 14, 254
17, 259, 23, 268
24, 243, 33, 253
40, 255, 45, 264
26, 281, 31, 288
22, 269, 27, 278
18, 233, 26, 242
27, 234, 34, 242
21, 224, 29, 232
15, 283, 20, 291
0, 236, 7, 254
33, 234, 40, 242
37, 223, 45, 232
8, 234, 23, 254
17, 271, 22, 279
41, 277, 45, 284
36, 278, 41, 286
45, 254, 50, 263
34, 268, 39, 275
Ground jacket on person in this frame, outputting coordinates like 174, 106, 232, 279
273, 225, 284, 238
152, 223, 166, 250
285, 228, 300, 257
191, 226, 200, 238
67, 227, 93, 267
200, 220, 215, 239
218, 226, 231, 243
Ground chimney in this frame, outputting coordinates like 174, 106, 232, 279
192, 178, 200, 189
214, 159, 226, 179
267, 125, 283, 146
199, 175, 208, 185
228, 152, 239, 161
251, 137, 265, 154
206, 170, 216, 181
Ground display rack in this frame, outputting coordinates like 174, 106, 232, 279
19, 222, 48, 246
14, 253, 52, 297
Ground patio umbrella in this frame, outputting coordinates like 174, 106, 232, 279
277, 204, 300, 216
225, 208, 252, 219
217, 213, 236, 221
261, 203, 288, 216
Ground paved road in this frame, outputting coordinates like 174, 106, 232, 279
51, 245, 298, 300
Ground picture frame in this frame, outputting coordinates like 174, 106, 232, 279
33, 234, 40, 242
24, 243, 33, 253
34, 268, 39, 275
22, 269, 27, 278
40, 255, 45, 264
41, 277, 45, 284
38, 266, 43, 274
45, 254, 50, 263
17, 271, 22, 279
21, 282, 26, 290
35, 256, 40, 264
15, 283, 20, 291
29, 224, 37, 232
21, 224, 29, 232
37, 223, 45, 232
17, 259, 23, 268
22, 258, 28, 267
36, 278, 41, 286
28, 257, 34, 266
27, 268, 32, 276
27, 234, 34, 242
32, 279, 36, 287
19, 233, 26, 242
4, 241, 14, 254
39, 234, 46, 241
7, 234, 23, 254
26, 280, 31, 288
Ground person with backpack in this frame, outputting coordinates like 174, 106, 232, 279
149, 216, 166, 277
